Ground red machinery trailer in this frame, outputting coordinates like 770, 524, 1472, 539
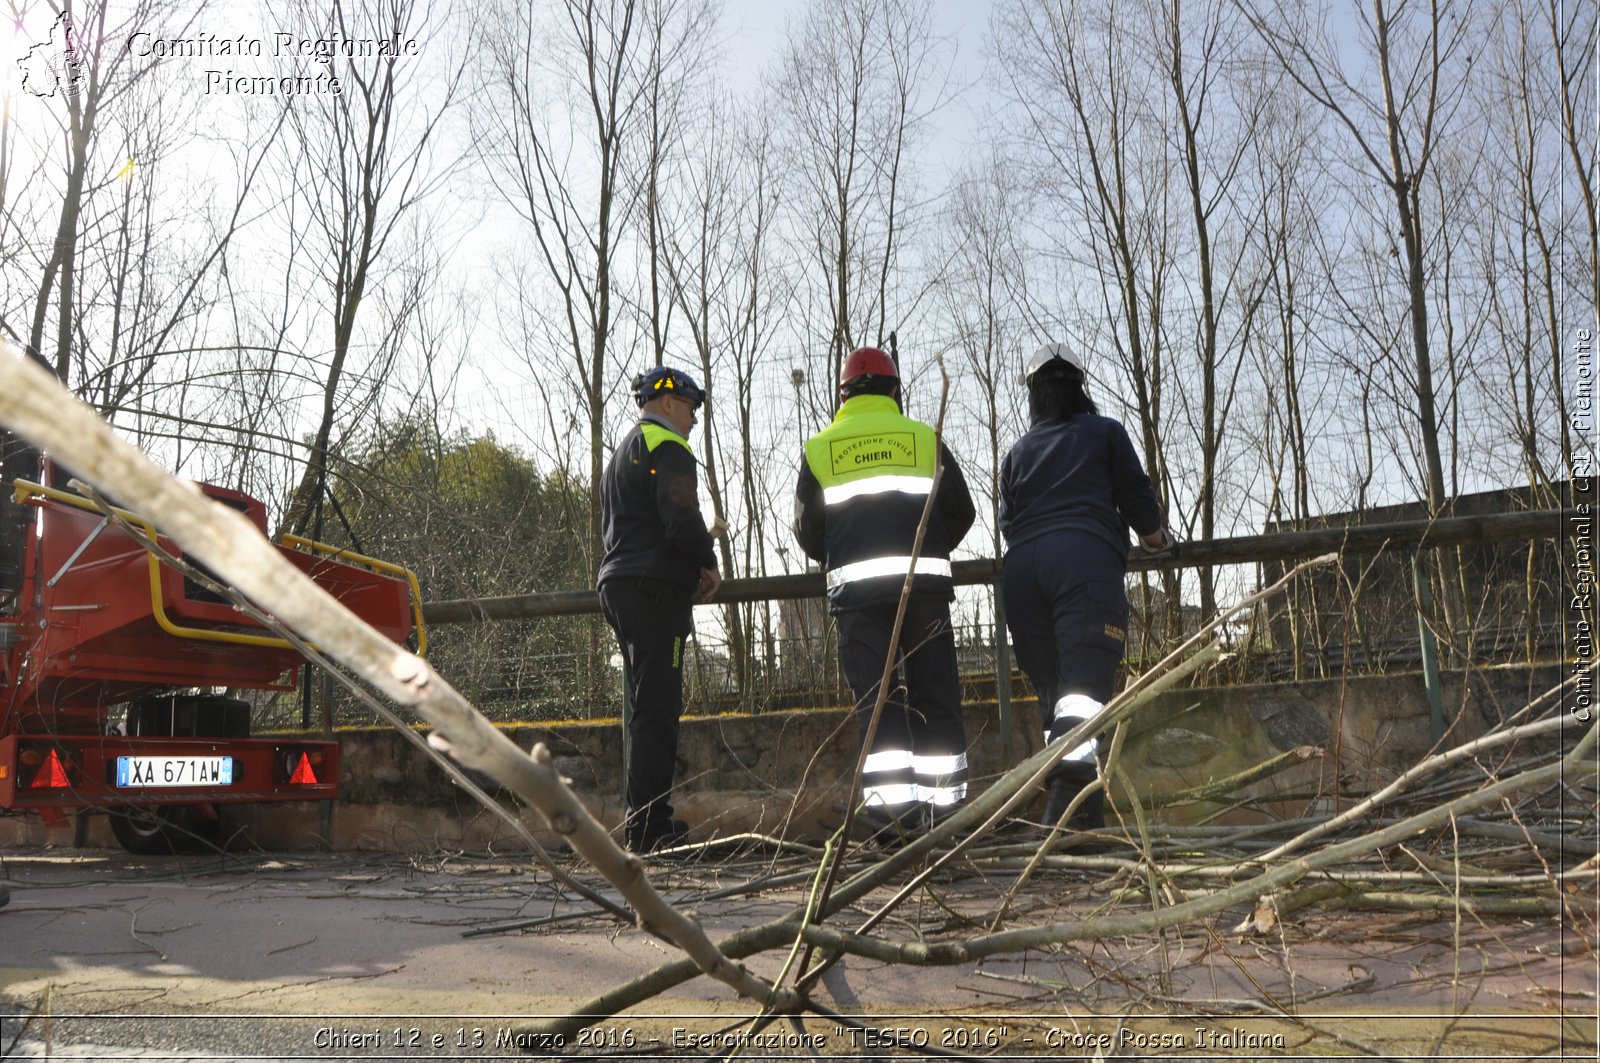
0, 462, 424, 853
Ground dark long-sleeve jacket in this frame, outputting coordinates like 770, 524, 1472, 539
597, 414, 717, 590
794, 394, 976, 610
999, 413, 1163, 562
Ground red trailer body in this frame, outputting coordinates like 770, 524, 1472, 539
0, 466, 423, 852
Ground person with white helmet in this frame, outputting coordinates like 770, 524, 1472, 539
794, 346, 977, 845
1001, 343, 1175, 830
598, 366, 721, 854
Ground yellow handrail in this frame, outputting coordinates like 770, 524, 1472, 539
13, 479, 428, 657
281, 534, 428, 656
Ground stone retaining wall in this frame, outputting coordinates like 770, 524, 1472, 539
3, 664, 1563, 851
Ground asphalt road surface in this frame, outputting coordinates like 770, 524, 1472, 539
1, 846, 1593, 1060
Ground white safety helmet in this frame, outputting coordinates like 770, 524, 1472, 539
1025, 342, 1085, 380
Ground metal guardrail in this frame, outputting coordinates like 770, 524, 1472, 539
422, 509, 1567, 624
411, 508, 1575, 753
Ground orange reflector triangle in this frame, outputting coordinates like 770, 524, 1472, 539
31, 750, 69, 789
288, 753, 318, 786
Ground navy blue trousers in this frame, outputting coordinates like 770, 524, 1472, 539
599, 577, 693, 832
1002, 533, 1130, 737
835, 597, 969, 814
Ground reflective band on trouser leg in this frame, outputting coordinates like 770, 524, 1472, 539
1049, 694, 1102, 763
862, 783, 920, 807
920, 785, 966, 806
862, 747, 918, 808
826, 555, 952, 590
911, 752, 968, 806
862, 749, 914, 773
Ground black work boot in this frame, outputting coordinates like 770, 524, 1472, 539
860, 805, 926, 849
623, 806, 691, 854
1043, 761, 1104, 830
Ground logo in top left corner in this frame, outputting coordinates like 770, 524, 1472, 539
15, 11, 85, 100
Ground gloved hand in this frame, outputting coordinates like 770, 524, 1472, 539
1136, 531, 1180, 561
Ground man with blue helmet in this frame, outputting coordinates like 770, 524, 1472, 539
598, 365, 721, 854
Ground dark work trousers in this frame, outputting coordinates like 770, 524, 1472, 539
599, 577, 693, 834
835, 596, 969, 816
1002, 533, 1130, 743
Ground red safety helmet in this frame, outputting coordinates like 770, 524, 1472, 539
841, 346, 898, 385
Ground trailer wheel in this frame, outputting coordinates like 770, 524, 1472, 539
109, 805, 211, 854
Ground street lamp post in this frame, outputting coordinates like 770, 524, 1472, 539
790, 368, 806, 454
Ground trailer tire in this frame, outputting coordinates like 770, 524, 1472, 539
109, 805, 214, 854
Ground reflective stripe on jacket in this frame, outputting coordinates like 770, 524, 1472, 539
793, 394, 975, 610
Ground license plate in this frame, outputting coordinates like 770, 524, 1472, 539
115, 756, 234, 788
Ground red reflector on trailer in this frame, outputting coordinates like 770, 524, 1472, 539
29, 750, 69, 789
287, 753, 318, 786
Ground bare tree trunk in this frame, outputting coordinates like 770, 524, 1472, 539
776, 0, 940, 393
999, 0, 1184, 643
26, 5, 103, 382
1163, 0, 1261, 621
477, 0, 650, 588
1244, 0, 1478, 656
279, 0, 463, 537
1548, 0, 1599, 319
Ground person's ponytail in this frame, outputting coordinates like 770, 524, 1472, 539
1027, 362, 1098, 424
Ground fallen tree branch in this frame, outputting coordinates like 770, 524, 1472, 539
1259, 704, 1590, 861
979, 553, 1341, 933
1144, 746, 1325, 809
519, 719, 1596, 1041
869, 641, 1224, 944
965, 740, 1595, 959
1233, 880, 1579, 926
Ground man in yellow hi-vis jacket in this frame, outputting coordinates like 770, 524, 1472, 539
794, 347, 976, 844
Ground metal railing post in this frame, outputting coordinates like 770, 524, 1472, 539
619, 655, 633, 790
993, 573, 1013, 763
1411, 546, 1446, 745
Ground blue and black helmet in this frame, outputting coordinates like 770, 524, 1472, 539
632, 366, 706, 409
